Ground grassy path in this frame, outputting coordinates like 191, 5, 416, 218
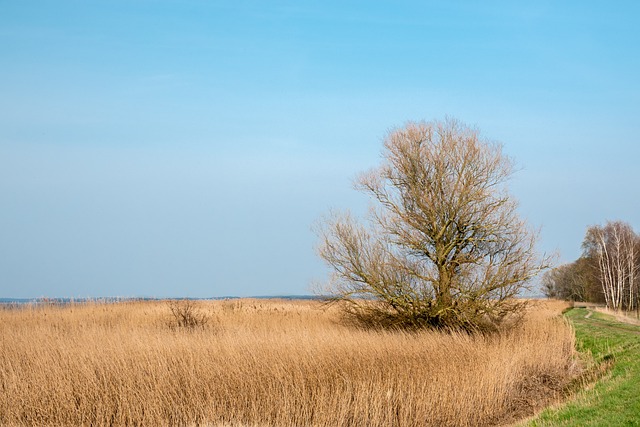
523, 308, 640, 426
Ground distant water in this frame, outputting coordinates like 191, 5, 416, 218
0, 295, 322, 306
0, 294, 544, 307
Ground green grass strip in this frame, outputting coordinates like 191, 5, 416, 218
524, 308, 640, 426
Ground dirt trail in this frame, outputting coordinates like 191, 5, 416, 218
581, 309, 640, 336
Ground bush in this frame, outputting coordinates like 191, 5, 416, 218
167, 300, 210, 330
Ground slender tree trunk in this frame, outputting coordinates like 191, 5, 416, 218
627, 239, 635, 311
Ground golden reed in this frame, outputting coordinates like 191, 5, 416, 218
0, 299, 577, 426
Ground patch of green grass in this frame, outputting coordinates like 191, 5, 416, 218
523, 308, 640, 426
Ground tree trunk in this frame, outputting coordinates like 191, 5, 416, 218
436, 265, 453, 321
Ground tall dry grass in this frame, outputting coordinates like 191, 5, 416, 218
0, 299, 577, 426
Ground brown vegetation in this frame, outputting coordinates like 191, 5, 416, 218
318, 119, 551, 331
0, 299, 577, 426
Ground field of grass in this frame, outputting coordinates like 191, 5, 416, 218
523, 307, 640, 426
0, 299, 578, 426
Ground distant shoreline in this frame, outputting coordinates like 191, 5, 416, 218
0, 295, 324, 305
1, 294, 546, 306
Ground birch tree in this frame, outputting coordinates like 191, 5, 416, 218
583, 221, 639, 311
317, 119, 551, 331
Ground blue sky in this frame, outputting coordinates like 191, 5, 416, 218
1, 1, 639, 298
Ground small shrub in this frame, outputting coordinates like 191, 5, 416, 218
167, 300, 209, 330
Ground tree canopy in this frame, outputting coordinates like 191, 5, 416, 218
317, 118, 550, 331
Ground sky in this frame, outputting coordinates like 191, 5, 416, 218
1, 1, 639, 299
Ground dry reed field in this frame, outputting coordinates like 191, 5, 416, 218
0, 298, 577, 426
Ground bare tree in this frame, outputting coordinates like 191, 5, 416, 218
542, 258, 602, 302
583, 221, 639, 311
317, 119, 551, 331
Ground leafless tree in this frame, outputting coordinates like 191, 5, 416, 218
583, 221, 639, 311
317, 119, 551, 331
542, 258, 602, 302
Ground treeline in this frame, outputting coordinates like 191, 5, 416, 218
543, 221, 640, 311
